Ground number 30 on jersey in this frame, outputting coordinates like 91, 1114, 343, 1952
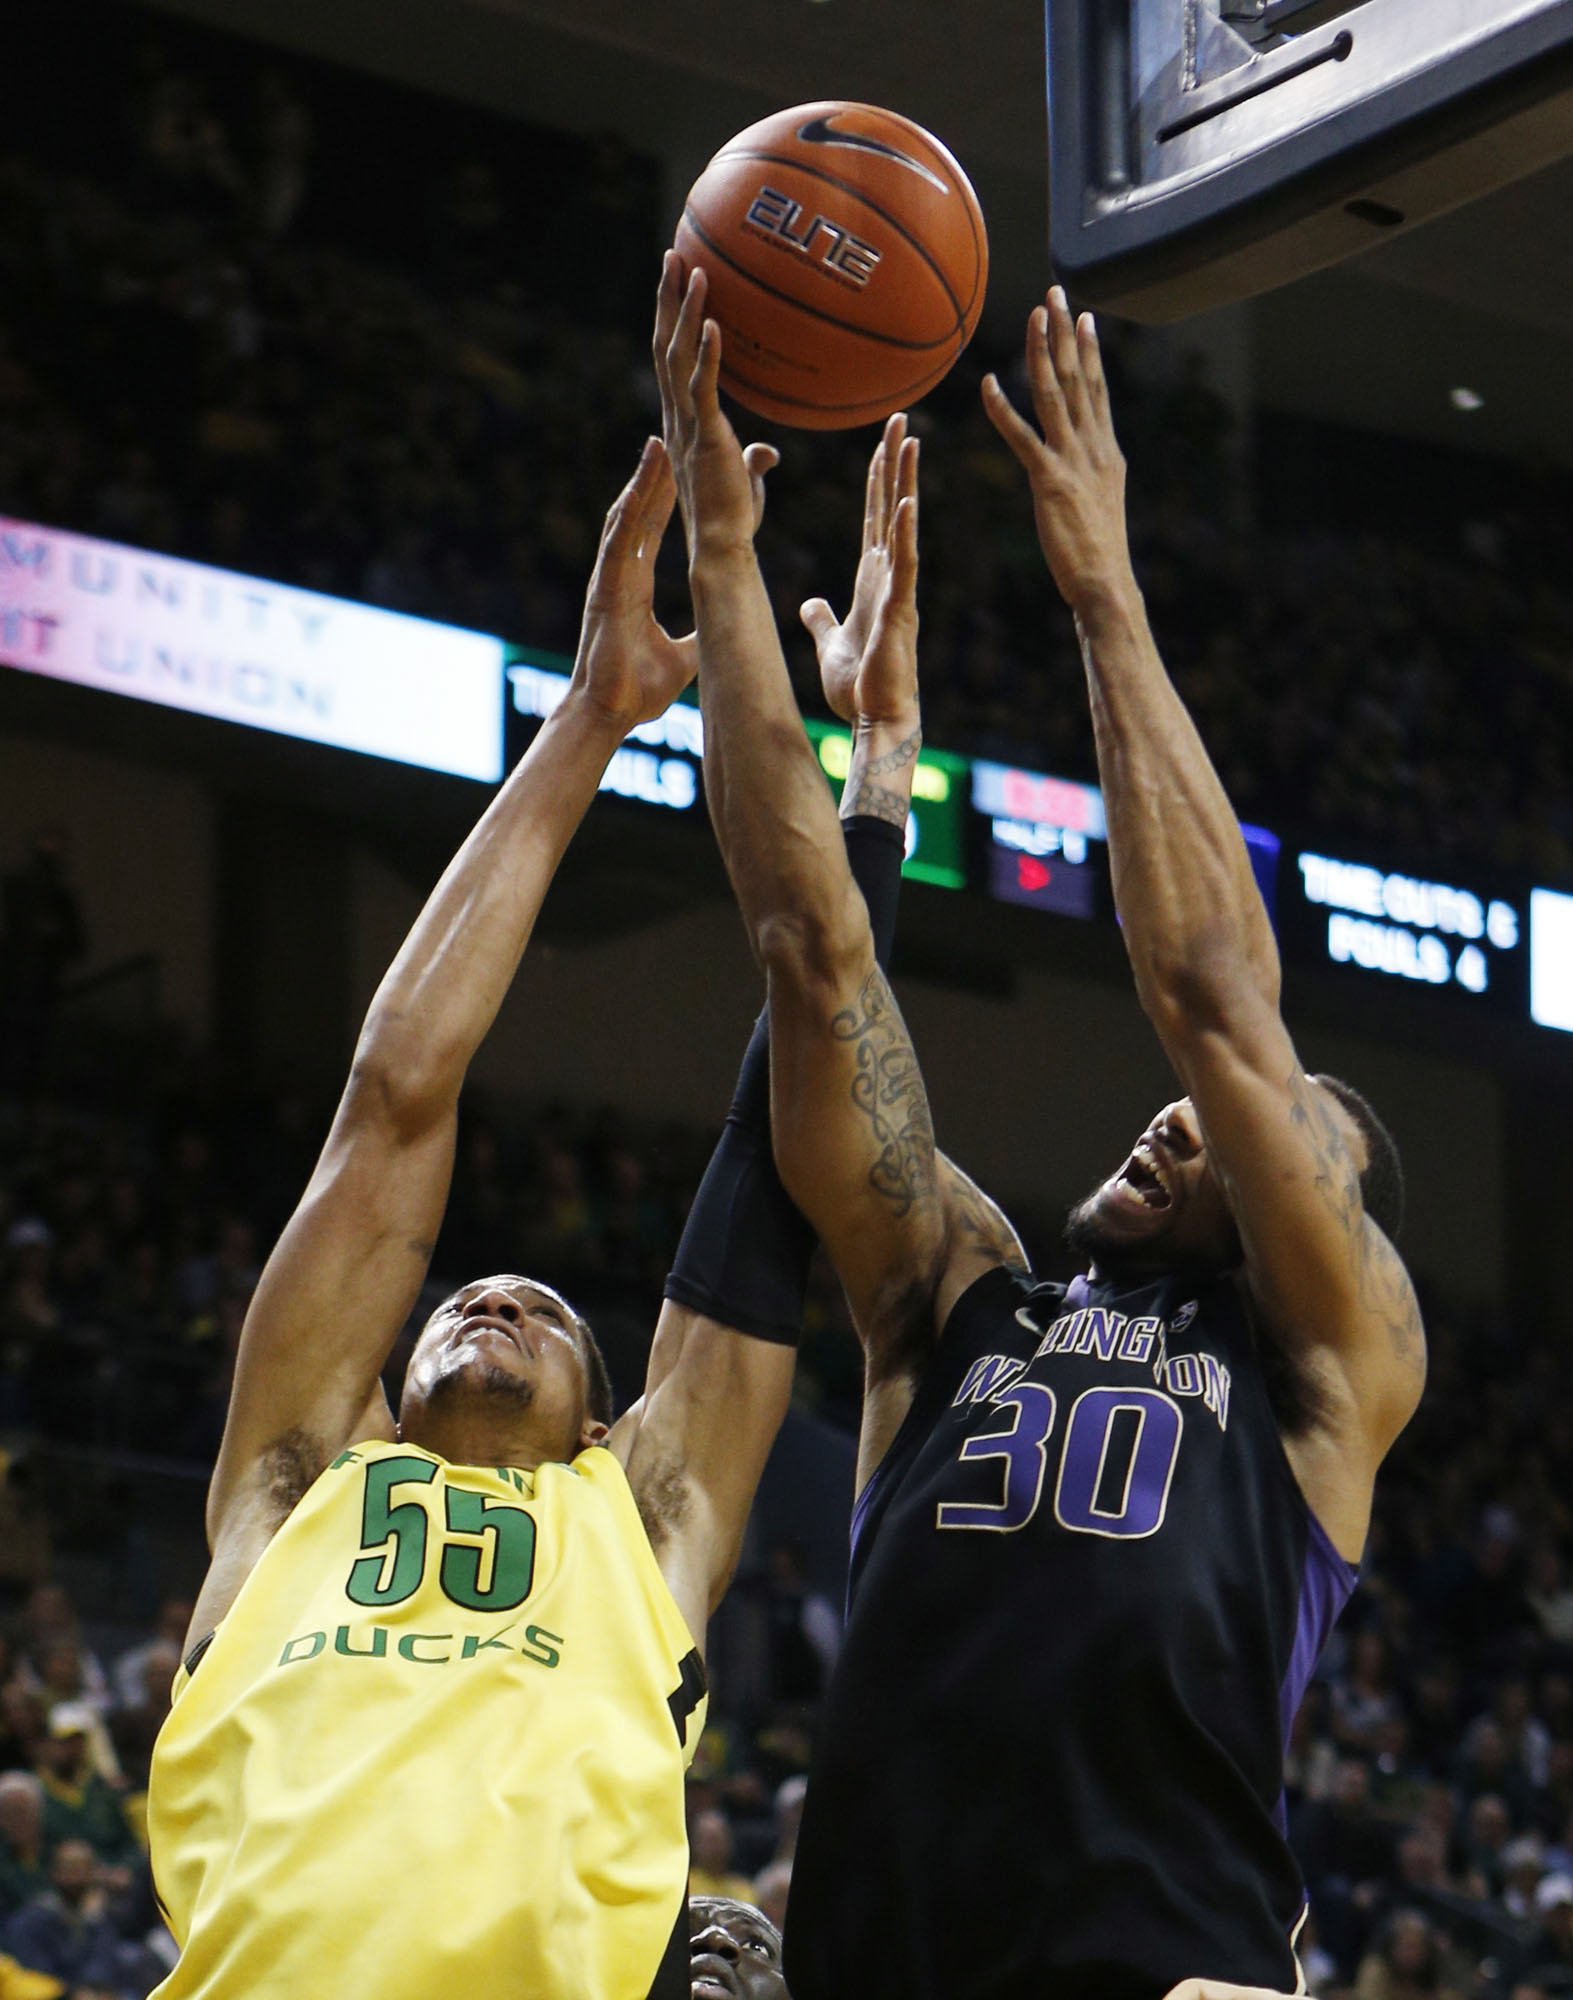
937, 1384, 1182, 1539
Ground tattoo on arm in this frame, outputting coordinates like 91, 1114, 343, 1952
1286, 1071, 1426, 1376
830, 969, 938, 1218
942, 1160, 1029, 1273
842, 729, 921, 828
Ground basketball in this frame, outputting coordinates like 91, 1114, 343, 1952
674, 101, 988, 430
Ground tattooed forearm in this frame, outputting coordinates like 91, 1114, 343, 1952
841, 776, 910, 826
830, 969, 939, 1217
842, 728, 921, 828
861, 728, 922, 778
1286, 1070, 1426, 1377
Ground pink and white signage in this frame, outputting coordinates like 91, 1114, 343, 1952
0, 517, 504, 781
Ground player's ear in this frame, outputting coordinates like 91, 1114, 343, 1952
579, 1417, 611, 1450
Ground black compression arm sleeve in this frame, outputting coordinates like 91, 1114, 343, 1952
663, 814, 906, 1342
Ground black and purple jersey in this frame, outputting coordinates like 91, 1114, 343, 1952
784, 1263, 1356, 2000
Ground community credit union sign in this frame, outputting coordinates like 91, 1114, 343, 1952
0, 517, 504, 782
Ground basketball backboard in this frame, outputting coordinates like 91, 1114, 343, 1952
1049, 0, 1573, 319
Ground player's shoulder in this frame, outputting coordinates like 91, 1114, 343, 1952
945, 1259, 1061, 1337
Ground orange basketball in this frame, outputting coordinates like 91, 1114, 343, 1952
675, 101, 988, 431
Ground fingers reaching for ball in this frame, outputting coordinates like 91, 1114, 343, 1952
982, 284, 1136, 617
801, 411, 921, 732
654, 251, 772, 560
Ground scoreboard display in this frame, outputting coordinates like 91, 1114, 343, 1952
971, 754, 1282, 929
804, 721, 969, 890
1283, 846, 1530, 1017
972, 758, 1108, 919
10, 510, 1571, 1043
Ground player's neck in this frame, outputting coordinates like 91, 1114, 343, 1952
400, 1403, 574, 1471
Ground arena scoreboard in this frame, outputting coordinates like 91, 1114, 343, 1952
972, 753, 1281, 926
805, 720, 969, 890
11, 518, 1573, 1041
506, 659, 970, 888
1283, 845, 1531, 1015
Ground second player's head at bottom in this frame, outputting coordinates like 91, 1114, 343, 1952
689, 1896, 788, 1999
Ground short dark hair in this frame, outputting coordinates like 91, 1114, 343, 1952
1312, 1074, 1405, 1242
576, 1315, 614, 1428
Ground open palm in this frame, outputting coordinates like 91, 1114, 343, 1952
802, 413, 920, 731
574, 438, 696, 730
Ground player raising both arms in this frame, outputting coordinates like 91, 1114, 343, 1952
144, 420, 925, 2000
655, 255, 1423, 2000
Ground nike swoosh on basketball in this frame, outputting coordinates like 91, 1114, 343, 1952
795, 115, 950, 194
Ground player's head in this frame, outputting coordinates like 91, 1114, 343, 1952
689, 1896, 787, 1999
398, 1274, 614, 1465
1065, 1074, 1403, 1280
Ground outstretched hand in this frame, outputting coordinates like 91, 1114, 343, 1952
982, 286, 1134, 616
801, 412, 921, 734
653, 251, 778, 561
571, 435, 696, 730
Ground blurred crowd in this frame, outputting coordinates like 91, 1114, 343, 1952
4, 7, 1573, 885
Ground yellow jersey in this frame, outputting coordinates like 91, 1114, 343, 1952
147, 1441, 706, 2000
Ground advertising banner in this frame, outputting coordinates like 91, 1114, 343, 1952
0, 517, 504, 781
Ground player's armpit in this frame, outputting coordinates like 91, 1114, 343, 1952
612, 1301, 796, 1648
935, 1154, 1028, 1322
1157, 987, 1424, 1460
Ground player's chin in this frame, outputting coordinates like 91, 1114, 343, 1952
428, 1355, 535, 1407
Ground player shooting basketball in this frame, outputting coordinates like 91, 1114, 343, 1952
144, 415, 926, 2000
655, 254, 1424, 2000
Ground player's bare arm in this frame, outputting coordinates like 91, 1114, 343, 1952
192, 439, 699, 1647
654, 256, 1017, 1490
603, 403, 976, 1636
802, 402, 1032, 1477
984, 288, 1423, 1557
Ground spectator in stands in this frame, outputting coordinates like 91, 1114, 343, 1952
1354, 1908, 1464, 2000
32, 1713, 135, 1885
1494, 1679, 1555, 1793
0, 832, 86, 1080
13, 1598, 107, 1726
1462, 1793, 1515, 1900
0, 1840, 127, 1998
767, 1775, 806, 1869
1334, 1631, 1400, 1755
1517, 1875, 1573, 1991
110, 1604, 191, 1715
751, 1861, 791, 1935
1504, 1836, 1551, 1921
688, 1810, 754, 1906
0, 1779, 46, 1921
0, 1470, 50, 1614
1526, 1544, 1573, 1648
762, 1544, 839, 1708
1456, 1721, 1537, 1826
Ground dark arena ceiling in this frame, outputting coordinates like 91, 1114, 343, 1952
132, 0, 1573, 469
